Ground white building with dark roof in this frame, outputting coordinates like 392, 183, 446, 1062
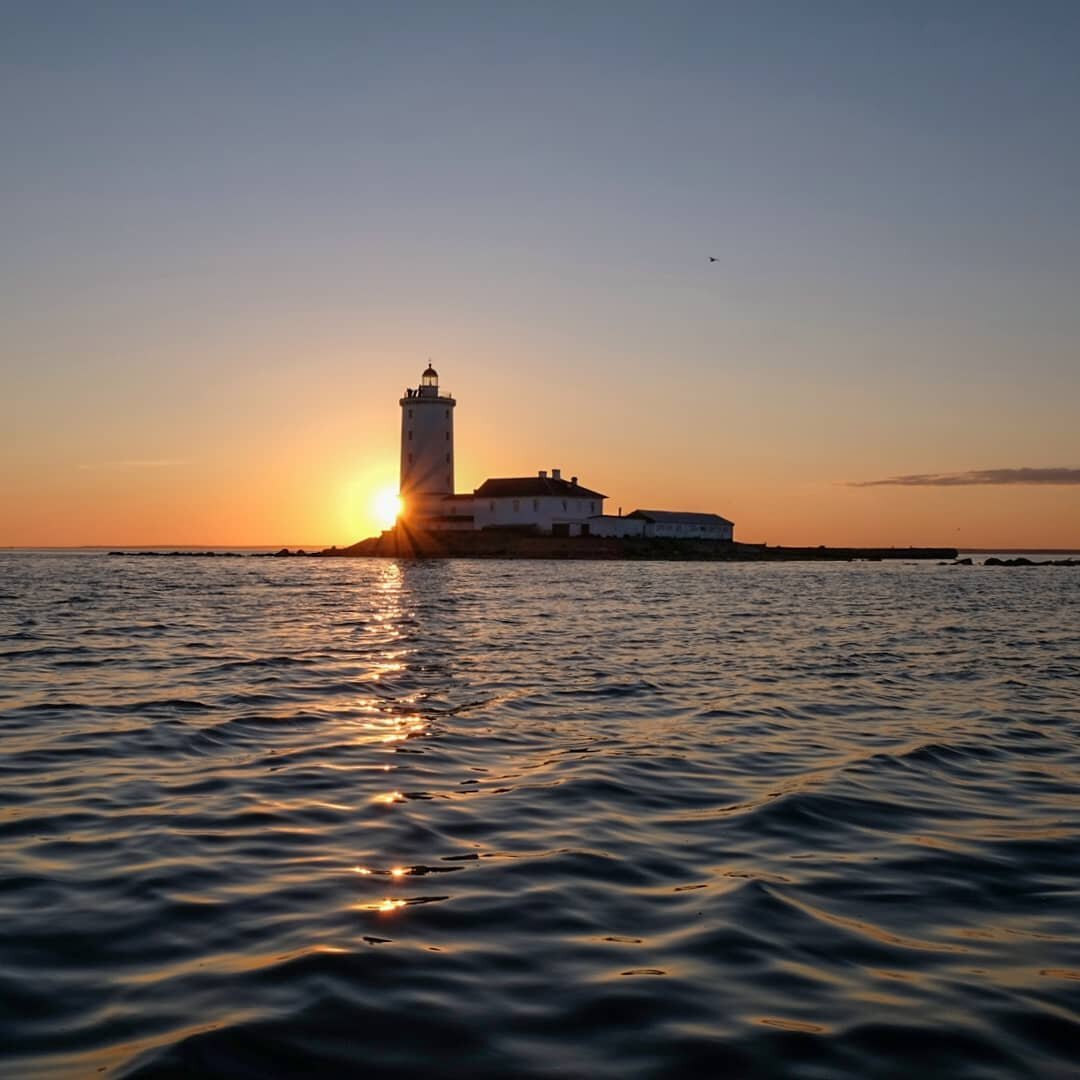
472, 470, 605, 535
625, 510, 734, 541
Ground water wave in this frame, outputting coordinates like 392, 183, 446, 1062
0, 553, 1077, 1077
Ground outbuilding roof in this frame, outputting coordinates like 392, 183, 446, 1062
628, 509, 734, 526
474, 476, 607, 499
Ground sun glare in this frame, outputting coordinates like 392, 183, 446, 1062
373, 486, 402, 530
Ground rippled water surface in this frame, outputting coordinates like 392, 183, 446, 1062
2, 553, 1079, 1078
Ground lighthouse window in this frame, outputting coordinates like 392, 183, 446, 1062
445, 431, 449, 440
562, 500, 567, 511
489, 501, 495, 511
445, 453, 450, 463
408, 430, 413, 441
512, 499, 520, 512
408, 453, 414, 465
408, 409, 413, 419
533, 499, 539, 512
445, 409, 450, 419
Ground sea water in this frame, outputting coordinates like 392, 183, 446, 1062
1, 553, 1078, 1077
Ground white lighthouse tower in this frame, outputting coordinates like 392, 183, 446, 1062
399, 363, 455, 522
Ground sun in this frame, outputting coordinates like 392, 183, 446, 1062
373, 486, 403, 530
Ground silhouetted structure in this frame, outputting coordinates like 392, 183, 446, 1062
395, 365, 734, 540
399, 364, 456, 528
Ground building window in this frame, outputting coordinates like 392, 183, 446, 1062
590, 502, 596, 513
513, 499, 520, 512
533, 499, 539, 512
489, 501, 495, 511
562, 500, 567, 511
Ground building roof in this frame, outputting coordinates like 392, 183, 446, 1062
474, 476, 607, 499
628, 509, 734, 527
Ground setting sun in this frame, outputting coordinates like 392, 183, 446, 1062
373, 487, 402, 530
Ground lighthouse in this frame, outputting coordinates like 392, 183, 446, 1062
399, 363, 455, 521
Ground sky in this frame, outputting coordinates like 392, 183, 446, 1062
3, 1, 1079, 548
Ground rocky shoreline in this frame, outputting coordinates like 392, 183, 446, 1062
104, 542, 1080, 565
103, 527, 1080, 565
104, 532, 956, 562
981, 556, 1080, 567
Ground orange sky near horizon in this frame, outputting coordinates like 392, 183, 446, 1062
4, 7, 1079, 550
3, 345, 1078, 550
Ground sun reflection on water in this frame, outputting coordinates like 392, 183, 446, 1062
358, 713, 429, 744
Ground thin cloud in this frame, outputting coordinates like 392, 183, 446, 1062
78, 460, 192, 471
850, 467, 1080, 488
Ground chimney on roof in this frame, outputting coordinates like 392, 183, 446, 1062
570, 476, 578, 485
552, 468, 561, 481
538, 469, 547, 479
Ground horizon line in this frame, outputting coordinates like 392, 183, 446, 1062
6, 544, 1080, 555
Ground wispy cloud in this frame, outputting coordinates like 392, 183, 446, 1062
850, 467, 1080, 488
78, 460, 192, 471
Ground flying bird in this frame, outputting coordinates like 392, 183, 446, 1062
709, 256, 717, 262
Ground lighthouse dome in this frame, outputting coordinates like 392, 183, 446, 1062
421, 364, 439, 390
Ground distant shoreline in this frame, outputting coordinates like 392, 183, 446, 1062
302, 531, 965, 562
4, 540, 1075, 557
95, 544, 1078, 566
8, 545, 1080, 557
8, 544, 1080, 561
958, 548, 1080, 555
